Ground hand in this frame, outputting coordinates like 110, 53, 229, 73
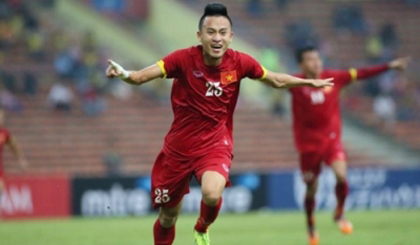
19, 158, 29, 171
106, 59, 130, 79
388, 57, 411, 70
309, 78, 334, 88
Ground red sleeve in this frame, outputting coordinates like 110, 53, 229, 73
156, 49, 188, 79
239, 52, 267, 80
353, 64, 389, 80
328, 70, 353, 87
329, 64, 389, 87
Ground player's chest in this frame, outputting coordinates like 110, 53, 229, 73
183, 66, 240, 99
296, 86, 338, 105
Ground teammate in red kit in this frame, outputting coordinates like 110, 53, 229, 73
0, 108, 29, 217
106, 3, 333, 245
289, 46, 410, 245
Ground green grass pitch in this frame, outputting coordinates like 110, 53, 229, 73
1, 210, 419, 244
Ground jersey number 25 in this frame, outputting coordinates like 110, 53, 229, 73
206, 81, 223, 97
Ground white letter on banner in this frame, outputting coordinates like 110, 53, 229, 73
10, 186, 33, 213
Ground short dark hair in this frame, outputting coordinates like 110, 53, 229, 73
295, 46, 318, 63
198, 3, 232, 30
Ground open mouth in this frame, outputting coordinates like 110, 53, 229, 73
211, 44, 223, 53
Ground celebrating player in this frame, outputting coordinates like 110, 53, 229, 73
288, 46, 410, 245
106, 3, 332, 245
0, 108, 28, 217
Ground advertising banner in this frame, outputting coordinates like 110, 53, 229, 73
72, 173, 267, 217
71, 167, 420, 217
1, 175, 71, 219
267, 168, 420, 210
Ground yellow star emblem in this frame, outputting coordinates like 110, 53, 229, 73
226, 74, 233, 82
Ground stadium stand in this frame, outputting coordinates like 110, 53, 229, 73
2, 0, 418, 176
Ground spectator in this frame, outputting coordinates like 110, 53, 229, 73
276, 0, 291, 10
47, 81, 73, 112
111, 81, 132, 101
103, 136, 123, 177
54, 50, 75, 79
380, 24, 398, 49
2, 72, 17, 94
23, 71, 38, 95
18, 4, 38, 30
0, 88, 23, 112
365, 34, 384, 63
26, 29, 46, 60
285, 21, 317, 50
334, 5, 368, 35
0, 18, 14, 50
76, 71, 107, 116
81, 85, 107, 116
247, 0, 262, 16
373, 94, 396, 130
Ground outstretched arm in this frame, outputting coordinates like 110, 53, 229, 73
261, 70, 334, 89
106, 60, 164, 85
352, 57, 411, 80
7, 136, 28, 170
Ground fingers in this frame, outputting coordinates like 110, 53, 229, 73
324, 78, 334, 85
108, 59, 124, 71
321, 78, 334, 87
105, 66, 117, 78
106, 59, 122, 78
395, 56, 411, 69
108, 59, 118, 68
106, 59, 128, 79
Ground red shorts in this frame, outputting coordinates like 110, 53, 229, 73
299, 141, 347, 183
151, 150, 232, 209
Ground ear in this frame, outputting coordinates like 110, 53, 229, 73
229, 31, 233, 43
197, 31, 202, 43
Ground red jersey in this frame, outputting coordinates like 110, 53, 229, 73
290, 65, 388, 153
157, 46, 266, 160
0, 128, 11, 170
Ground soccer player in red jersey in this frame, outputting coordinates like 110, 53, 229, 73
289, 46, 410, 245
0, 108, 29, 216
106, 3, 333, 244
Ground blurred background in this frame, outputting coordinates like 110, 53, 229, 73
0, 0, 419, 244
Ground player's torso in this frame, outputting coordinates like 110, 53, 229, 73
170, 48, 242, 123
291, 85, 340, 127
165, 48, 243, 158
290, 71, 343, 150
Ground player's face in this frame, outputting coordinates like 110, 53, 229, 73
300, 51, 323, 77
197, 16, 233, 63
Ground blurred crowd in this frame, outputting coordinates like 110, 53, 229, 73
0, 0, 135, 116
1, 0, 419, 128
